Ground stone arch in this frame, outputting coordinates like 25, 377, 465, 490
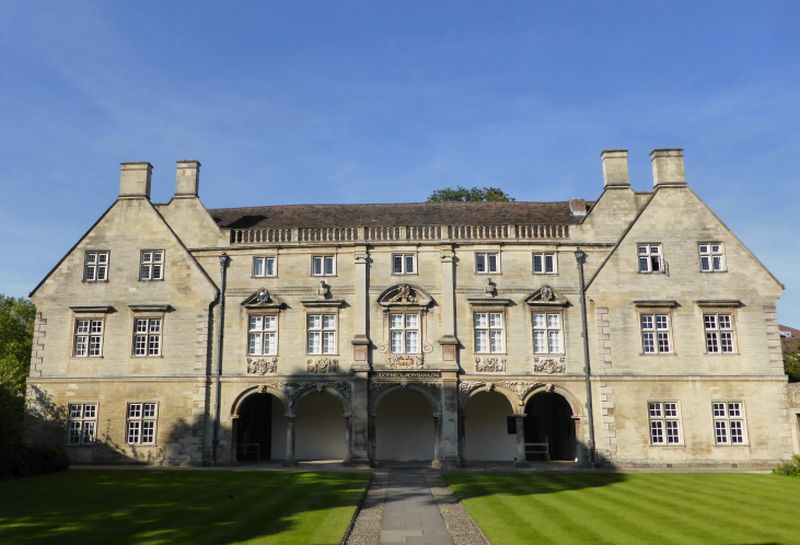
370, 383, 441, 417
464, 383, 522, 413
294, 384, 352, 418
523, 385, 580, 462
523, 384, 584, 418
231, 384, 289, 417
463, 389, 517, 462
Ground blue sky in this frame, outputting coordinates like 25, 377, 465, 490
1, 1, 799, 324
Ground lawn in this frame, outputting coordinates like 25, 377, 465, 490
444, 472, 800, 545
0, 469, 369, 545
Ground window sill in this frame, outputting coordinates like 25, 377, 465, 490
648, 444, 686, 448
306, 353, 340, 357
639, 353, 678, 357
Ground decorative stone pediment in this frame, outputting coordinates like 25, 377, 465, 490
377, 284, 434, 308
525, 285, 569, 307
242, 288, 286, 309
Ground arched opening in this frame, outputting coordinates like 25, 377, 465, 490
295, 391, 348, 461
464, 391, 516, 461
375, 388, 435, 462
234, 392, 286, 462
524, 392, 577, 462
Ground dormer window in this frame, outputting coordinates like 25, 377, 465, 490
637, 244, 663, 273
139, 250, 164, 281
84, 251, 109, 282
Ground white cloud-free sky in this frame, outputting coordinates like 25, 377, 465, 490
1, 1, 799, 324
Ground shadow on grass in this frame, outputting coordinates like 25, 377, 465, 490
443, 470, 627, 499
0, 469, 368, 545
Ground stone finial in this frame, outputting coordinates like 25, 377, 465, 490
119, 162, 153, 199
650, 148, 686, 187
175, 160, 201, 197
600, 150, 630, 188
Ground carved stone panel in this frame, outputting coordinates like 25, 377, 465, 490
388, 354, 424, 369
474, 356, 506, 373
306, 357, 339, 373
531, 356, 566, 374
246, 357, 278, 375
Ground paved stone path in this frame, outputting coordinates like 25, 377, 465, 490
379, 471, 455, 545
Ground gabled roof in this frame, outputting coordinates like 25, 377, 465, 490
208, 201, 592, 229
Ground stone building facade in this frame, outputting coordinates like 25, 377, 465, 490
26, 150, 799, 468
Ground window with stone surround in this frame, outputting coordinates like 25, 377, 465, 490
640, 313, 672, 354
307, 313, 336, 355
253, 256, 277, 277
637, 244, 664, 273
312, 255, 336, 276
474, 312, 504, 354
392, 253, 416, 275
648, 401, 682, 445
712, 401, 746, 445
532, 252, 557, 274
139, 250, 164, 281
704, 313, 736, 353
699, 242, 726, 272
475, 252, 500, 274
532, 312, 562, 354
126, 402, 158, 445
83, 250, 109, 282
132, 317, 162, 357
390, 313, 420, 354
248, 314, 278, 356
67, 403, 97, 445
73, 318, 104, 357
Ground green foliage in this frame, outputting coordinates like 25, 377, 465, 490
427, 186, 515, 202
773, 455, 800, 477
784, 351, 800, 382
0, 295, 36, 395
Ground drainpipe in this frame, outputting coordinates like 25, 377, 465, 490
575, 249, 597, 467
212, 252, 230, 467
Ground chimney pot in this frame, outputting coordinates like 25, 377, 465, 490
119, 162, 152, 199
600, 150, 630, 188
175, 160, 201, 197
650, 149, 686, 187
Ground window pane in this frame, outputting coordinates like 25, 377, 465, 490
263, 332, 276, 354
642, 332, 655, 353
323, 315, 336, 329
405, 255, 415, 274
639, 257, 649, 272
308, 331, 321, 353
488, 254, 498, 272
474, 313, 487, 328
390, 314, 403, 329
324, 256, 334, 275
406, 331, 419, 353
475, 331, 488, 353
307, 314, 321, 329
489, 330, 502, 352
322, 331, 335, 353
249, 332, 260, 355
489, 313, 502, 328
476, 254, 485, 272
655, 315, 668, 329
253, 258, 264, 277
533, 254, 542, 273
650, 421, 664, 443
548, 330, 560, 353
313, 257, 322, 275
545, 254, 554, 273
547, 314, 560, 329
391, 331, 403, 353
393, 255, 402, 273
533, 313, 545, 328
265, 258, 275, 276
405, 314, 418, 329
534, 330, 546, 353
641, 315, 653, 330
263, 315, 277, 330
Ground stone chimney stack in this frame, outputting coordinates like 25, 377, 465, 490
600, 150, 630, 188
650, 148, 686, 187
175, 160, 201, 197
119, 162, 152, 199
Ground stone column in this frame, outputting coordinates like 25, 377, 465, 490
284, 416, 297, 466
368, 414, 377, 465
438, 245, 459, 362
352, 246, 370, 363
349, 373, 370, 465
457, 413, 466, 466
344, 415, 353, 464
432, 415, 441, 467
514, 413, 527, 467
438, 372, 460, 467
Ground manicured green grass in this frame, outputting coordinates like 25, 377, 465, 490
444, 472, 800, 545
0, 469, 369, 545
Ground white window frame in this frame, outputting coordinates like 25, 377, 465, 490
648, 401, 682, 445
139, 250, 165, 281
532, 252, 557, 275
132, 317, 163, 357
474, 312, 505, 354
704, 313, 736, 354
637, 244, 664, 273
532, 311, 563, 354
712, 401, 747, 445
311, 255, 336, 276
126, 402, 158, 445
306, 313, 337, 355
253, 256, 277, 278
73, 318, 104, 358
389, 313, 420, 354
391, 253, 417, 275
640, 313, 672, 354
699, 242, 726, 272
67, 403, 97, 445
84, 250, 110, 282
475, 252, 500, 274
248, 314, 278, 356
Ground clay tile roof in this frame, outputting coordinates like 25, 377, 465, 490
208, 201, 590, 230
